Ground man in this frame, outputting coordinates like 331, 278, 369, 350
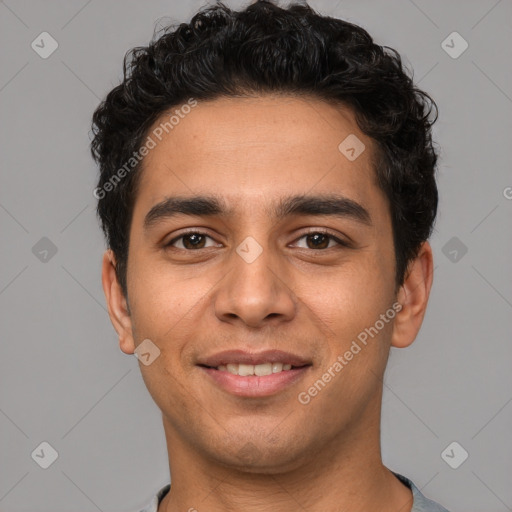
91, 1, 449, 510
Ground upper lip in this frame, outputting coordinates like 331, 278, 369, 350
197, 349, 312, 368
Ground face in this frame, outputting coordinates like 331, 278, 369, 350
102, 95, 432, 472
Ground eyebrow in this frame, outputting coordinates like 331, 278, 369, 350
143, 194, 372, 231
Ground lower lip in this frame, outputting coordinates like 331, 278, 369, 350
198, 366, 311, 397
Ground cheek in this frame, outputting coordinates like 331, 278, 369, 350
127, 252, 205, 337
296, 252, 395, 371
296, 269, 395, 413
306, 254, 393, 325
127, 262, 203, 409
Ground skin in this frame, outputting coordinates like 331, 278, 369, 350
102, 95, 433, 512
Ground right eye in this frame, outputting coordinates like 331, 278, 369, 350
165, 231, 222, 251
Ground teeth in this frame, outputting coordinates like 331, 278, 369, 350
272, 362, 283, 373
238, 363, 254, 376
217, 362, 295, 376
254, 363, 272, 376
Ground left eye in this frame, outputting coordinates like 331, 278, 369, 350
292, 232, 347, 250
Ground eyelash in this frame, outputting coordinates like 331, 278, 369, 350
164, 229, 351, 251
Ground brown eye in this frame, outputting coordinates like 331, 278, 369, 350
293, 232, 348, 250
166, 232, 219, 250
305, 233, 330, 249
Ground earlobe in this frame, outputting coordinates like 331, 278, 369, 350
101, 250, 135, 354
391, 241, 434, 349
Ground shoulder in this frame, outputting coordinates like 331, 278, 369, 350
138, 483, 171, 512
139, 478, 451, 512
393, 472, 451, 512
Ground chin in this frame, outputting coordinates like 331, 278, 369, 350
209, 438, 309, 475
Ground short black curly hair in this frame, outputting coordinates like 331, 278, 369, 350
91, 0, 438, 299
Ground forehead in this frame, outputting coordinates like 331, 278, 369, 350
134, 95, 384, 219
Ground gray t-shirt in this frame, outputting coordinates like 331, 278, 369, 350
139, 472, 450, 512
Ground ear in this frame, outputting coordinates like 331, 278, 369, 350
391, 241, 434, 348
101, 249, 135, 354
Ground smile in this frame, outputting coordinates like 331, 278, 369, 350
212, 362, 295, 376
198, 364, 311, 397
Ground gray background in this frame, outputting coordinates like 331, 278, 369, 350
1, 0, 511, 511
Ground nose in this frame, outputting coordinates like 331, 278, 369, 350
213, 242, 297, 329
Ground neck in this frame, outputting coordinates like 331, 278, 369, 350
158, 392, 413, 512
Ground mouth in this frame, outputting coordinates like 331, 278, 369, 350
198, 361, 307, 375
196, 349, 313, 397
